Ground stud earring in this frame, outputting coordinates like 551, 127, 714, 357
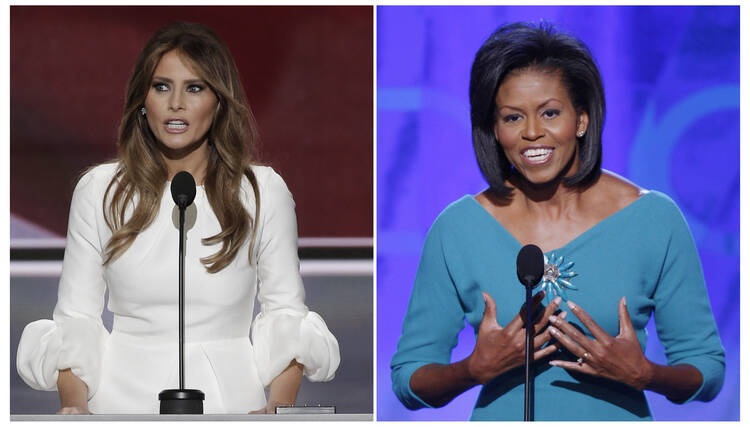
140, 107, 147, 116
577, 131, 585, 137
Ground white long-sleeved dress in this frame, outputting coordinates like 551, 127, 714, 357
16, 163, 340, 414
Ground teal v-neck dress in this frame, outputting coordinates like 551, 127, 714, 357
391, 191, 724, 421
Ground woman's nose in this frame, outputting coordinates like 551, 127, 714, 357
168, 91, 185, 111
522, 117, 543, 140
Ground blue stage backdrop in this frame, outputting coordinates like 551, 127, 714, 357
377, 6, 738, 421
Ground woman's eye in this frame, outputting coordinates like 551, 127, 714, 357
187, 85, 204, 93
542, 109, 560, 118
502, 114, 522, 123
153, 83, 169, 92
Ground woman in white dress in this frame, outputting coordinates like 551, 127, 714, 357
16, 21, 340, 414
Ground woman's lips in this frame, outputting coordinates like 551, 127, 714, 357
164, 119, 189, 134
520, 146, 554, 165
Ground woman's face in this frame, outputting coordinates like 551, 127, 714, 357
144, 49, 218, 154
493, 69, 588, 185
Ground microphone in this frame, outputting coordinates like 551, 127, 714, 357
170, 171, 197, 209
516, 244, 544, 422
516, 244, 544, 288
160, 171, 204, 414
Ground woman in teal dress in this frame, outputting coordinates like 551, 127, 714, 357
390, 22, 724, 421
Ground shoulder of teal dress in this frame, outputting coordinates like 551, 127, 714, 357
635, 190, 684, 219
428, 195, 482, 234
616, 190, 694, 240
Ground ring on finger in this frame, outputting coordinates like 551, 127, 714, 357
576, 352, 590, 365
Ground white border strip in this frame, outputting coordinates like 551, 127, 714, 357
11, 237, 373, 249
10, 259, 373, 278
9, 238, 66, 248
300, 260, 373, 277
298, 237, 372, 247
9, 261, 63, 278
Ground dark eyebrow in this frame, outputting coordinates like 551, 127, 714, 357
537, 98, 563, 110
498, 104, 523, 113
498, 98, 563, 112
152, 76, 206, 85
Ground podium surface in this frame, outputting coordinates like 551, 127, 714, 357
12, 413, 372, 421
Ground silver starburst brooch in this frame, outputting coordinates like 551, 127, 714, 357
535, 253, 578, 301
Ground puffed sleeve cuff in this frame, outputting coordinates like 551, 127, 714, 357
251, 308, 340, 387
16, 317, 108, 399
391, 361, 435, 410
671, 355, 725, 403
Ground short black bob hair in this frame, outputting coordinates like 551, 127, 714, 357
469, 21, 605, 196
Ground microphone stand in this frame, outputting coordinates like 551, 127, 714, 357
517, 243, 542, 422
524, 285, 533, 421
159, 198, 205, 414
178, 202, 186, 391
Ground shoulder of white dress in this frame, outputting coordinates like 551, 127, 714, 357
74, 161, 120, 196
87, 161, 119, 177
249, 164, 279, 183
247, 164, 270, 175
249, 165, 292, 194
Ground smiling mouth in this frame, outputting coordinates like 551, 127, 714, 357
521, 147, 554, 164
166, 120, 188, 130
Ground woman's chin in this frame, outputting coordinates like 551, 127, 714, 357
156, 138, 207, 160
514, 157, 579, 188
158, 137, 196, 151
515, 169, 561, 186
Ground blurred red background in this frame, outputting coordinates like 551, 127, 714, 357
11, 6, 373, 238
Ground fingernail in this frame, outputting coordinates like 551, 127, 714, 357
549, 326, 559, 335
553, 296, 562, 305
560, 311, 568, 319
567, 301, 577, 310
549, 315, 558, 323
622, 296, 627, 306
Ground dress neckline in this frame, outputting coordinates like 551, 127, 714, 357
463, 191, 652, 254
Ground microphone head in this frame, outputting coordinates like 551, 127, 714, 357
170, 171, 196, 209
516, 244, 544, 289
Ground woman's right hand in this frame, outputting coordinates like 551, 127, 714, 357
466, 291, 562, 384
56, 369, 90, 415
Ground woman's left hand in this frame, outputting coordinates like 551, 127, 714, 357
546, 296, 654, 390
249, 400, 283, 414
249, 360, 303, 414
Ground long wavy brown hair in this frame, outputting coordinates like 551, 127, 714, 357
103, 21, 260, 273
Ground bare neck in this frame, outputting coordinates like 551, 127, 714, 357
160, 141, 210, 186
508, 173, 586, 221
